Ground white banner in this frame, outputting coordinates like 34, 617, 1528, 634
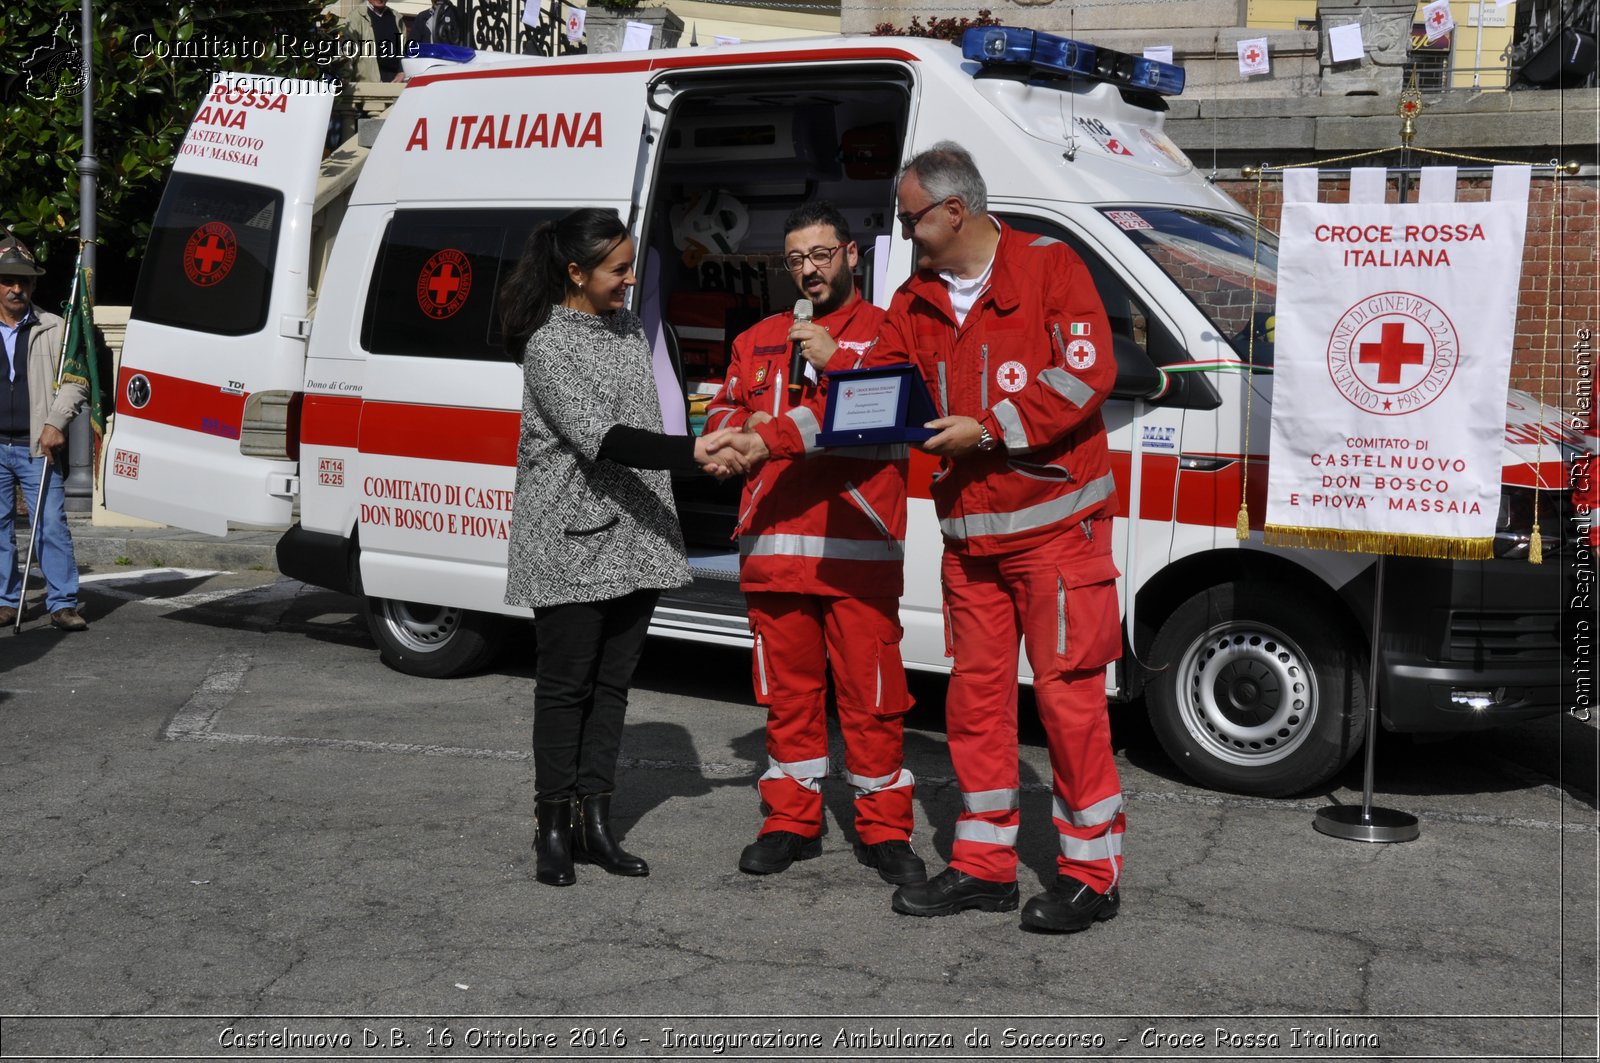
1422, 0, 1456, 41
621, 19, 653, 51
1264, 166, 1531, 559
565, 5, 585, 42
1237, 37, 1270, 77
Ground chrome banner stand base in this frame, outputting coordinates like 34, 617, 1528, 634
1314, 803, 1419, 842
1312, 555, 1421, 844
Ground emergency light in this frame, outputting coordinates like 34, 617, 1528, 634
962, 26, 1186, 96
409, 42, 476, 62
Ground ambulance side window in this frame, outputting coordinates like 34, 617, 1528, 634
361, 208, 560, 361
132, 174, 282, 337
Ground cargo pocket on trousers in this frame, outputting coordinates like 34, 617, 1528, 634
873, 631, 913, 717
1057, 554, 1122, 671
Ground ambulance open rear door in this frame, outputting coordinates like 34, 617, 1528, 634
104, 74, 336, 535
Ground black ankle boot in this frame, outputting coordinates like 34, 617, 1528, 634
575, 793, 649, 877
533, 797, 575, 887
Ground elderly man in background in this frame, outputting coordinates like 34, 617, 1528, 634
0, 233, 88, 632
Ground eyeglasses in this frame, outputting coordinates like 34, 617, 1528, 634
782, 245, 844, 272
896, 198, 952, 231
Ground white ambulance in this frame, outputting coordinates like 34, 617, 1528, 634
105, 28, 1581, 796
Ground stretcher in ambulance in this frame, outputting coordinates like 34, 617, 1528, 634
105, 29, 1582, 796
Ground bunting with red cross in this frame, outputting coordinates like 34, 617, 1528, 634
1264, 164, 1531, 559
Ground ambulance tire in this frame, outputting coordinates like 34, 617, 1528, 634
1146, 582, 1365, 797
363, 596, 506, 679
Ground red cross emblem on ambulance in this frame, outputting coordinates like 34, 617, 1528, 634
183, 222, 237, 287
417, 249, 473, 320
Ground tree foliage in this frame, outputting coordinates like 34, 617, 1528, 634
870, 8, 1002, 44
1, 1, 331, 303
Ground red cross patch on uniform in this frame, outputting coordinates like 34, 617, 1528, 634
996, 360, 1028, 393
1065, 339, 1097, 370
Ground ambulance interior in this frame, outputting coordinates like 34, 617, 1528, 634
643, 77, 911, 602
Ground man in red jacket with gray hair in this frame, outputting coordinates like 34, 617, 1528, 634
873, 142, 1126, 932
706, 201, 923, 886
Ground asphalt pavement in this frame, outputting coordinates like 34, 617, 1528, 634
2, 517, 1597, 1062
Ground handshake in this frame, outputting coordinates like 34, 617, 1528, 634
693, 426, 770, 480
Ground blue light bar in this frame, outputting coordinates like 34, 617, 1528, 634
408, 42, 476, 62
964, 26, 1037, 64
962, 25, 1185, 96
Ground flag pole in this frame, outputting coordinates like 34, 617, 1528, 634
14, 260, 84, 635
64, 0, 99, 508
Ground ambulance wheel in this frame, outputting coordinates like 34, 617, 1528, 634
363, 596, 505, 678
1146, 582, 1365, 797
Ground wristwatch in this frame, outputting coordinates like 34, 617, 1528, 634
976, 425, 998, 452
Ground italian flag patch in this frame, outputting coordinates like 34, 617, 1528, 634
1070, 322, 1092, 336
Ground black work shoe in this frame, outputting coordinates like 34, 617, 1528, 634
891, 867, 1019, 917
49, 607, 88, 632
738, 830, 821, 874
854, 839, 928, 885
1019, 875, 1120, 933
0, 606, 17, 626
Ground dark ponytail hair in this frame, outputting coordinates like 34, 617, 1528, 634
500, 207, 630, 355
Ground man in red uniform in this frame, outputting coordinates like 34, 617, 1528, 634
705, 202, 923, 885
873, 143, 1126, 932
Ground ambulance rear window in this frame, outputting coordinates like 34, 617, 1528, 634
362, 209, 560, 362
131, 175, 281, 336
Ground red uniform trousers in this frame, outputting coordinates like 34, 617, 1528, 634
747, 592, 915, 845
940, 517, 1125, 890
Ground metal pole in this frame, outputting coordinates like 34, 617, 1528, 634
1471, 3, 1485, 88
65, 0, 98, 510
1313, 555, 1421, 842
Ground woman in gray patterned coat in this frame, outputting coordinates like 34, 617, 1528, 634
502, 208, 744, 887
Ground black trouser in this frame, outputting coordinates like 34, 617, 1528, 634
532, 589, 659, 800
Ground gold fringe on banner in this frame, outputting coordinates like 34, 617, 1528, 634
1263, 524, 1494, 560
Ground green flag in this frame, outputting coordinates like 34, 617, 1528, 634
58, 265, 104, 446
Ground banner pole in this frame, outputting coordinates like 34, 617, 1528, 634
1314, 555, 1420, 842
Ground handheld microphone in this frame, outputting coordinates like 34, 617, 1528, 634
788, 298, 813, 395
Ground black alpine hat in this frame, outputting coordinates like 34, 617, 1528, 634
0, 232, 45, 278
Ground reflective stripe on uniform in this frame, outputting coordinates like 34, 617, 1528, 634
936, 362, 949, 416
740, 533, 905, 561
846, 767, 914, 795
992, 398, 1027, 451
938, 471, 1117, 540
955, 819, 1020, 846
762, 755, 829, 792
1061, 830, 1124, 862
1039, 366, 1096, 409
786, 404, 821, 454
1053, 792, 1124, 829
961, 787, 1020, 814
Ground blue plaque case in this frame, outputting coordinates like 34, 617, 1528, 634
815, 364, 940, 447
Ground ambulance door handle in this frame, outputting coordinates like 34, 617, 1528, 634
279, 316, 312, 341
266, 474, 300, 499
